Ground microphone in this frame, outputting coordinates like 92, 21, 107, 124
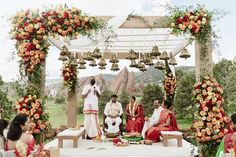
94, 87, 96, 95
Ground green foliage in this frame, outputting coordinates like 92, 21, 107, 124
0, 76, 14, 121
54, 97, 66, 104
98, 90, 113, 115
118, 90, 131, 109
213, 59, 236, 114
174, 71, 195, 119
199, 141, 220, 157
141, 83, 164, 116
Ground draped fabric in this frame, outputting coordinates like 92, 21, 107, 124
125, 104, 145, 133
145, 109, 179, 142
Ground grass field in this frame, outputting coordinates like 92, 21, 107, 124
46, 100, 193, 129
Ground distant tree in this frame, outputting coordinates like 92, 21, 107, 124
141, 83, 164, 116
118, 90, 130, 109
98, 90, 113, 115
213, 59, 234, 87
174, 71, 195, 119
0, 76, 14, 121
223, 65, 236, 114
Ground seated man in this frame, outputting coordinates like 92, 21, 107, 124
104, 94, 123, 134
145, 100, 178, 142
125, 96, 145, 133
141, 100, 163, 138
216, 113, 236, 156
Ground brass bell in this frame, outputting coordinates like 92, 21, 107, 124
61, 45, 71, 56
139, 64, 147, 72
89, 59, 97, 67
179, 48, 191, 59
150, 45, 161, 57
144, 56, 154, 66
139, 53, 145, 63
71, 58, 78, 66
126, 49, 137, 60
169, 57, 177, 66
77, 57, 86, 65
99, 66, 106, 70
110, 63, 120, 71
129, 60, 138, 68
159, 51, 169, 60
91, 47, 102, 59
137, 61, 143, 69
78, 64, 86, 69
58, 55, 68, 61
109, 54, 119, 63
155, 61, 165, 70
98, 57, 107, 66
83, 51, 94, 61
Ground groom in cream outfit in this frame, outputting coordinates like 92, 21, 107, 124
141, 100, 163, 138
82, 76, 101, 139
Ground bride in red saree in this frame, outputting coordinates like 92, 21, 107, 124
145, 100, 178, 142
125, 96, 145, 133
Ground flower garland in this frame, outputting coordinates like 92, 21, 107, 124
10, 5, 106, 75
62, 64, 77, 90
170, 6, 212, 44
16, 95, 50, 143
193, 76, 228, 142
163, 73, 177, 99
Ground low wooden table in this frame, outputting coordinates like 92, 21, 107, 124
57, 127, 85, 148
161, 131, 183, 147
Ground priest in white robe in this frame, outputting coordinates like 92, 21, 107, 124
141, 100, 163, 138
82, 76, 101, 139
104, 95, 123, 134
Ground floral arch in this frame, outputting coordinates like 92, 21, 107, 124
10, 4, 228, 152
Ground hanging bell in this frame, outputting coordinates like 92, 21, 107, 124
126, 49, 138, 60
83, 51, 94, 61
60, 45, 71, 56
99, 65, 106, 70
144, 55, 154, 66
91, 47, 102, 59
89, 59, 97, 67
139, 64, 147, 72
179, 48, 191, 59
78, 64, 86, 69
77, 57, 86, 65
169, 57, 177, 66
71, 58, 78, 66
139, 53, 145, 63
137, 61, 143, 69
110, 63, 120, 71
155, 60, 165, 70
159, 51, 170, 60
129, 60, 138, 68
150, 45, 161, 57
109, 54, 119, 63
58, 55, 68, 61
98, 57, 107, 66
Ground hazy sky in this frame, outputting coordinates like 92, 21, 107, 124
0, 0, 235, 82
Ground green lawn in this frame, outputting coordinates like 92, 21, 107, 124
46, 100, 193, 129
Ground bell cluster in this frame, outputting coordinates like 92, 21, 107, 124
126, 45, 191, 72
58, 45, 120, 71
58, 45, 191, 72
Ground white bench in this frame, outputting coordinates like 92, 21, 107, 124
0, 150, 15, 157
57, 127, 85, 148
161, 131, 183, 147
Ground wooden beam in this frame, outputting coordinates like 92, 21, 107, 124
96, 16, 171, 29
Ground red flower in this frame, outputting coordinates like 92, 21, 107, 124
176, 17, 183, 24
183, 16, 189, 22
63, 12, 69, 18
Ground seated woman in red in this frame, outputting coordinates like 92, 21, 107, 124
145, 100, 178, 142
5, 114, 35, 156
125, 96, 145, 133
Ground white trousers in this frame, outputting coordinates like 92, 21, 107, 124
141, 120, 155, 138
84, 114, 101, 138
105, 117, 122, 133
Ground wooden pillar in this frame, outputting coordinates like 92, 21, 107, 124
194, 37, 213, 82
67, 90, 77, 127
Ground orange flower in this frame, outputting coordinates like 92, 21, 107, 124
200, 111, 206, 116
